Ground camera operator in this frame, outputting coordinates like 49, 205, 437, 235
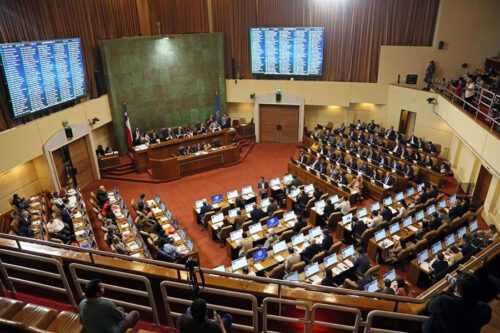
422, 271, 491, 332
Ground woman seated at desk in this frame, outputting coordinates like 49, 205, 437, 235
349, 175, 364, 194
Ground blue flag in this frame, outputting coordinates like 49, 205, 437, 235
215, 90, 220, 124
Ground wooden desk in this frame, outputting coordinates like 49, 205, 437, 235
238, 123, 255, 138
178, 145, 239, 176
98, 153, 120, 169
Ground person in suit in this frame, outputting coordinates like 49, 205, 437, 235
460, 197, 470, 214
285, 248, 301, 273
382, 172, 394, 187
380, 205, 393, 222
385, 126, 396, 140
428, 185, 439, 199
17, 211, 34, 237
323, 199, 335, 222
367, 120, 376, 132
336, 139, 346, 149
348, 128, 358, 140
400, 148, 410, 159
381, 279, 395, 295
358, 131, 366, 142
346, 159, 357, 170
358, 146, 367, 156
416, 138, 425, 150
234, 210, 246, 229
395, 132, 404, 143
221, 113, 231, 128
258, 176, 269, 199
133, 128, 143, 145
292, 215, 307, 234
424, 155, 434, 168
351, 217, 368, 242
327, 135, 337, 146
335, 196, 351, 215
403, 164, 414, 179
367, 148, 378, 162
347, 142, 357, 153
301, 238, 322, 262
149, 130, 160, 144
412, 150, 422, 161
392, 143, 402, 155
329, 166, 341, 180
372, 169, 382, 181
96, 185, 108, 207
137, 194, 146, 211
299, 152, 309, 164
422, 212, 442, 233
96, 145, 105, 156
13, 194, 31, 210
379, 155, 389, 166
390, 159, 402, 171
291, 175, 301, 187
356, 273, 379, 290
426, 141, 437, 153
238, 233, 253, 257
353, 247, 371, 275
448, 200, 461, 220
338, 172, 348, 186
199, 200, 212, 218
250, 204, 264, 223
311, 156, 322, 170
359, 162, 371, 175
334, 122, 346, 134
319, 144, 328, 156
367, 134, 378, 145
354, 119, 364, 130
407, 134, 418, 146
321, 229, 333, 251
431, 252, 448, 274
198, 123, 207, 134
318, 161, 327, 174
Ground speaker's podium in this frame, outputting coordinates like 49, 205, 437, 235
150, 157, 180, 181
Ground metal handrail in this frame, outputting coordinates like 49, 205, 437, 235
310, 303, 362, 332
262, 297, 310, 333
436, 84, 500, 133
364, 310, 429, 333
0, 232, 499, 306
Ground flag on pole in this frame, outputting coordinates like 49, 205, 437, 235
123, 103, 134, 150
215, 90, 220, 125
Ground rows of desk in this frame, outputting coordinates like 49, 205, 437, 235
66, 188, 97, 249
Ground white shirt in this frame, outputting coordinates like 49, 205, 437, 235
465, 83, 475, 98
47, 219, 65, 234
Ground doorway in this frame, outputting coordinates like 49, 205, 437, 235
473, 165, 492, 204
399, 110, 417, 135
259, 104, 299, 143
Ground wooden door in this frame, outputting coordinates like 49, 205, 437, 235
52, 149, 69, 188
259, 104, 299, 143
473, 165, 492, 203
68, 137, 95, 188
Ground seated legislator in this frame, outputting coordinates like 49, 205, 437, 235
335, 196, 351, 215
357, 273, 378, 290
96, 185, 108, 207
234, 210, 246, 229
263, 229, 278, 249
300, 238, 322, 262
431, 252, 448, 274
47, 218, 74, 244
112, 236, 130, 255
366, 120, 376, 132
285, 247, 301, 273
238, 233, 253, 257
250, 204, 265, 223
105, 146, 114, 154
79, 279, 140, 333
17, 211, 34, 237
321, 229, 333, 251
158, 237, 187, 263
353, 248, 371, 275
266, 198, 278, 217
349, 175, 364, 193
351, 217, 367, 243
258, 176, 269, 198
221, 113, 231, 128
292, 215, 306, 234
96, 145, 105, 156
381, 279, 395, 295
382, 172, 394, 188
334, 122, 346, 134
177, 298, 232, 333
133, 127, 143, 145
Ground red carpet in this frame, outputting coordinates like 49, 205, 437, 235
82, 142, 300, 268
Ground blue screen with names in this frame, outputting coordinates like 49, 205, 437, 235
0, 38, 86, 118
250, 27, 324, 76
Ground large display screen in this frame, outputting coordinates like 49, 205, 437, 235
250, 27, 324, 76
0, 38, 86, 118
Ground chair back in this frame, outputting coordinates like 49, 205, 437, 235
360, 228, 375, 245
364, 264, 380, 276
268, 263, 285, 279
290, 261, 305, 273
241, 220, 253, 231
311, 251, 326, 263
343, 278, 360, 290
327, 241, 342, 255
327, 212, 343, 230
218, 225, 233, 241
246, 247, 260, 259
299, 225, 312, 236
424, 230, 438, 243
414, 239, 428, 253
279, 230, 294, 243
271, 209, 284, 220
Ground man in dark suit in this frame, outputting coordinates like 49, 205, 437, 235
293, 215, 306, 234
356, 273, 378, 290
416, 138, 425, 150
379, 155, 389, 166
367, 120, 376, 132
448, 201, 462, 220
294, 190, 309, 214
367, 149, 378, 162
346, 159, 357, 170
266, 198, 278, 217
367, 134, 378, 145
339, 173, 348, 186
401, 148, 410, 159
323, 199, 335, 222
133, 128, 143, 145
199, 200, 212, 218
385, 126, 396, 140
300, 238, 322, 262
234, 210, 246, 229
359, 162, 371, 175
392, 143, 402, 155
353, 248, 371, 275
408, 134, 418, 146
299, 152, 309, 164
381, 205, 393, 222
431, 252, 448, 274
395, 132, 404, 143
318, 162, 327, 174
234, 194, 246, 210
250, 204, 264, 223
291, 175, 301, 187
390, 160, 402, 171
258, 176, 269, 199
348, 129, 358, 140
426, 142, 437, 153
382, 172, 394, 187
428, 185, 439, 199
351, 217, 367, 241
96, 186, 108, 207
403, 164, 414, 179
358, 131, 366, 142
422, 212, 442, 233
311, 156, 321, 170
321, 229, 333, 251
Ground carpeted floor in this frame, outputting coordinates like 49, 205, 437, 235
82, 142, 300, 268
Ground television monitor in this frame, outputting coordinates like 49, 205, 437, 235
284, 211, 296, 222
415, 210, 425, 221
445, 234, 455, 247
132, 225, 138, 236
328, 195, 339, 204
395, 192, 404, 202
438, 200, 446, 208
417, 250, 429, 264
245, 203, 254, 213
383, 269, 396, 282
155, 194, 161, 203
212, 265, 226, 272
403, 216, 412, 228
249, 223, 263, 235
383, 197, 392, 206
228, 208, 238, 219
324, 253, 338, 268
426, 205, 436, 215
267, 217, 279, 228
128, 216, 133, 226
231, 257, 248, 272
304, 184, 314, 193
457, 226, 466, 240
370, 202, 380, 212
272, 240, 287, 254
253, 249, 267, 262
227, 190, 238, 200
449, 195, 457, 204
364, 280, 379, 293
250, 27, 325, 76
211, 194, 223, 204
290, 188, 300, 197
417, 183, 425, 192
469, 220, 478, 232
284, 271, 299, 282
179, 228, 186, 241
270, 178, 280, 186
160, 202, 166, 212
172, 218, 179, 230
309, 226, 322, 238
357, 207, 367, 218
342, 245, 355, 260
230, 229, 243, 242
187, 238, 194, 252
375, 229, 386, 242
389, 223, 400, 235
406, 187, 415, 196
283, 174, 293, 183
195, 199, 205, 209
113, 186, 118, 195
242, 186, 253, 195
136, 236, 143, 248
342, 213, 353, 224
166, 209, 172, 220
304, 262, 320, 278
292, 233, 305, 246
314, 200, 326, 210
261, 198, 270, 208
211, 213, 224, 224
143, 248, 150, 258
0, 38, 86, 119
431, 241, 443, 255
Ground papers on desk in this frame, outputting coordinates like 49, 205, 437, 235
383, 184, 392, 189
350, 189, 359, 194
271, 186, 281, 191
309, 275, 323, 284
131, 253, 141, 258
408, 225, 418, 232
147, 200, 155, 206
332, 267, 343, 275
32, 220, 41, 226
389, 207, 398, 214
129, 242, 139, 251
74, 222, 83, 229
122, 231, 131, 239
160, 217, 169, 223
344, 260, 353, 268
29, 209, 39, 215
171, 234, 181, 242
121, 222, 129, 229
393, 235, 401, 241
254, 263, 264, 271
162, 224, 171, 230
420, 262, 431, 271
195, 208, 201, 214
275, 255, 285, 262
73, 212, 82, 219
242, 193, 255, 200
30, 196, 39, 201
213, 204, 219, 209
337, 263, 349, 271
109, 195, 117, 203
30, 202, 38, 208
75, 230, 86, 238
252, 234, 260, 241
152, 207, 162, 215
67, 189, 76, 196
135, 144, 148, 151
379, 240, 394, 249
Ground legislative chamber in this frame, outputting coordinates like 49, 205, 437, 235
0, 1, 499, 332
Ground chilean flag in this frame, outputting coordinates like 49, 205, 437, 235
123, 103, 133, 150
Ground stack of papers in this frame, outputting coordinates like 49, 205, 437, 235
134, 144, 148, 151
254, 263, 264, 271
275, 255, 285, 262
309, 275, 323, 284
252, 234, 260, 240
